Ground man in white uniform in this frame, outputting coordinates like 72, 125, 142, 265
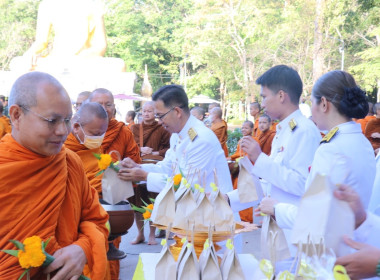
118, 85, 233, 194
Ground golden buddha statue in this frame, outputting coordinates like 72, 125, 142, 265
10, 0, 125, 73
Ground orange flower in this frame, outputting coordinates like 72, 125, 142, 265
143, 211, 151, 220
147, 204, 154, 210
173, 173, 182, 186
98, 154, 112, 170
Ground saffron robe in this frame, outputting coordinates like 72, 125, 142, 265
365, 118, 380, 152
257, 130, 275, 156
357, 115, 376, 133
211, 120, 229, 157
0, 115, 11, 139
0, 135, 109, 280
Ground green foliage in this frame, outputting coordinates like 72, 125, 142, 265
227, 128, 242, 155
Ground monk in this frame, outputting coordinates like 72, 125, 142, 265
129, 101, 171, 245
250, 101, 261, 137
257, 114, 276, 155
75, 91, 91, 111
210, 107, 229, 157
356, 102, 376, 133
365, 102, 380, 155
0, 72, 109, 280
126, 110, 136, 128
227, 120, 259, 222
190, 106, 206, 121
88, 88, 140, 280
0, 102, 11, 138
65, 102, 108, 196
204, 102, 219, 127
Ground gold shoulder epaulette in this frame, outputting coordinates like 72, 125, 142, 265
320, 127, 339, 144
188, 127, 198, 141
288, 118, 297, 131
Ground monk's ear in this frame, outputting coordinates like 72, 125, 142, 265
72, 122, 81, 134
9, 105, 23, 129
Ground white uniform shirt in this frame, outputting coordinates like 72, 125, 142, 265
141, 115, 233, 194
276, 121, 376, 229
369, 153, 380, 214
228, 109, 321, 210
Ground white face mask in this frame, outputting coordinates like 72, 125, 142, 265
78, 125, 105, 149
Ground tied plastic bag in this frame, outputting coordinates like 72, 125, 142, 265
261, 215, 291, 268
173, 187, 197, 229
102, 161, 134, 204
155, 223, 176, 280
237, 156, 263, 203
291, 173, 354, 257
220, 234, 244, 280
176, 224, 200, 280
150, 177, 176, 226
210, 185, 235, 231
199, 226, 222, 280
191, 187, 214, 231
175, 177, 190, 203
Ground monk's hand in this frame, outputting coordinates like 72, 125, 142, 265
335, 236, 380, 279
334, 184, 366, 228
141, 147, 153, 155
240, 136, 261, 162
256, 197, 278, 216
44, 244, 86, 280
371, 132, 380, 138
121, 157, 139, 168
118, 167, 148, 181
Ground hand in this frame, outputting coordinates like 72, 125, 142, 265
118, 167, 148, 181
370, 132, 380, 138
333, 184, 366, 228
121, 157, 139, 168
255, 197, 278, 216
44, 245, 86, 280
335, 236, 380, 279
240, 136, 262, 162
140, 147, 153, 155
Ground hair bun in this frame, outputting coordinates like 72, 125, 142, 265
339, 86, 368, 119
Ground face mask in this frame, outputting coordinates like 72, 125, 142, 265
78, 125, 105, 149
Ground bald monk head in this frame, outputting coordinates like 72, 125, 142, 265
88, 88, 115, 122
259, 114, 271, 133
191, 106, 206, 121
71, 102, 108, 149
75, 91, 91, 111
9, 71, 72, 156
241, 120, 254, 136
210, 107, 223, 123
142, 101, 156, 124
250, 102, 261, 118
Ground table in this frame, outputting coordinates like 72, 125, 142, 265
132, 252, 259, 279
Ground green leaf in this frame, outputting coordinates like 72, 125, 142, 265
9, 240, 24, 251
1, 249, 19, 257
42, 237, 51, 250
131, 204, 146, 214
149, 198, 155, 204
17, 269, 29, 280
95, 170, 105, 177
93, 153, 101, 160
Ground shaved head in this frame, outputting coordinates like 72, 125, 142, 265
9, 71, 67, 108
89, 88, 114, 103
72, 102, 108, 126
210, 107, 223, 119
191, 106, 205, 120
143, 101, 155, 109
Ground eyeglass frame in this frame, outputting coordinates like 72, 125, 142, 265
154, 105, 184, 121
19, 105, 72, 130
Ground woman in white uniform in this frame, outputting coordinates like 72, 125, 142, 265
259, 70, 376, 232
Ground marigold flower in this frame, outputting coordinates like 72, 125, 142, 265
98, 154, 112, 170
173, 173, 182, 186
18, 236, 46, 269
146, 204, 154, 210
143, 211, 151, 220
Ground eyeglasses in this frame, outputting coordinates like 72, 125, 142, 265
154, 107, 176, 121
20, 105, 72, 130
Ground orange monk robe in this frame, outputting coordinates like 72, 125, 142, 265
211, 120, 229, 157
0, 135, 109, 280
102, 119, 141, 163
253, 119, 261, 138
64, 133, 103, 196
270, 120, 278, 132
230, 136, 260, 223
127, 120, 135, 129
257, 130, 275, 156
365, 118, 380, 151
0, 115, 11, 138
101, 119, 141, 280
356, 116, 376, 133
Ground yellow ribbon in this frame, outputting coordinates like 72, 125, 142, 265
185, 183, 190, 188
181, 237, 187, 244
194, 184, 200, 190
199, 187, 205, 193
333, 265, 350, 280
277, 271, 295, 280
298, 260, 317, 279
226, 239, 234, 250
182, 178, 187, 185
186, 243, 193, 249
259, 259, 274, 279
236, 157, 243, 163
161, 239, 167, 246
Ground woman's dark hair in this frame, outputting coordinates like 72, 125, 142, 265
312, 70, 368, 119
